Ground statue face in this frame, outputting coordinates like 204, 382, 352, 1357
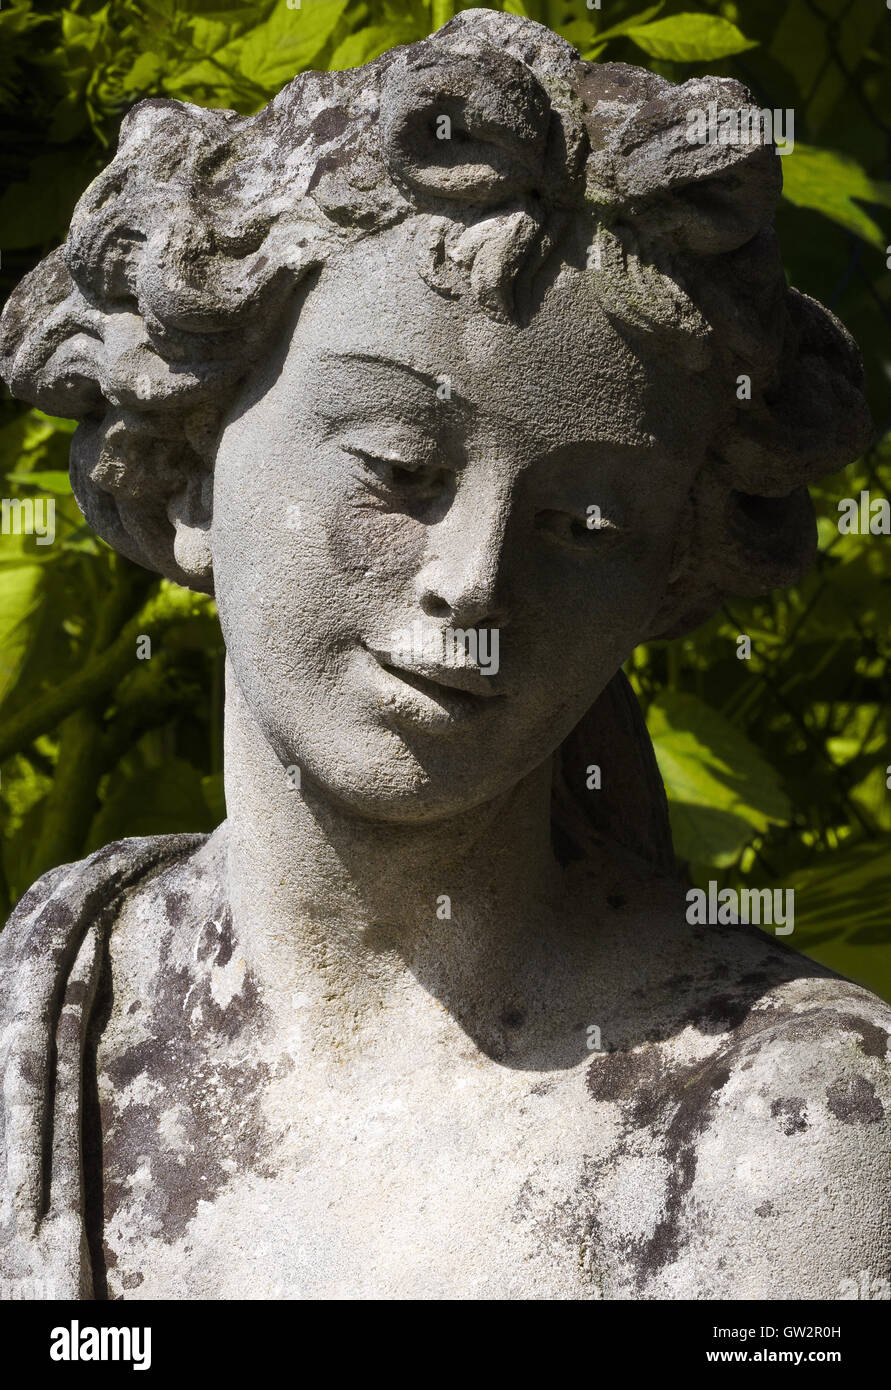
212, 222, 708, 820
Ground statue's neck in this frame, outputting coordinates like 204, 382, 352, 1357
222, 668, 563, 1040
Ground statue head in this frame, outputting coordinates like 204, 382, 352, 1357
0, 9, 872, 843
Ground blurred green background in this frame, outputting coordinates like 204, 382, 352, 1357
1, 0, 889, 998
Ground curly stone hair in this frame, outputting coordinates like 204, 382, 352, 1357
0, 7, 873, 645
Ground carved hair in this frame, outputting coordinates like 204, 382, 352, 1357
0, 8, 873, 641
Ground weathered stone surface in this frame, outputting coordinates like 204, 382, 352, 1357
0, 8, 887, 1300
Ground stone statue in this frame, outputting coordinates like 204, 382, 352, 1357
1, 9, 888, 1301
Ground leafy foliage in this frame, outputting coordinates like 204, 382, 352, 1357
1, 0, 889, 998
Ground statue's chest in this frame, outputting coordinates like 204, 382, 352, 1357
95, 1041, 661, 1299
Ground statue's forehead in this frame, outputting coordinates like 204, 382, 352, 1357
282, 233, 701, 455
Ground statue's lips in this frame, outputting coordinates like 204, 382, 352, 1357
364, 645, 501, 705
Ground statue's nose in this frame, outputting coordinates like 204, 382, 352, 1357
414, 477, 512, 629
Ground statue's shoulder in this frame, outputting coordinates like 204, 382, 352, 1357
691, 955, 890, 1295
0, 832, 210, 985
583, 903, 891, 1296
683, 915, 891, 1075
712, 960, 891, 1121
709, 969, 891, 1293
669, 915, 891, 1193
0, 831, 210, 1299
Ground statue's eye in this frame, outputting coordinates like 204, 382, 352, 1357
347, 447, 445, 495
535, 508, 622, 550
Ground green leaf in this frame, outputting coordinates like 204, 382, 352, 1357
60, 6, 109, 53
120, 50, 164, 92
235, 0, 349, 90
775, 842, 891, 1002
5, 471, 72, 494
625, 13, 758, 62
849, 765, 891, 834
582, 3, 665, 44
88, 754, 217, 848
329, 22, 420, 69
500, 0, 539, 17
648, 690, 790, 866
0, 0, 51, 38
0, 752, 54, 904
0, 565, 45, 704
431, 0, 459, 27
781, 144, 891, 250
0, 410, 70, 467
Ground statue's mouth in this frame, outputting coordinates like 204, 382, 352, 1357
382, 659, 497, 703
364, 643, 502, 720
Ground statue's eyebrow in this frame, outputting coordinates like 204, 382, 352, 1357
325, 352, 469, 406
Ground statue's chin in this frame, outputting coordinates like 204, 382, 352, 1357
225, 645, 562, 826
266, 753, 541, 827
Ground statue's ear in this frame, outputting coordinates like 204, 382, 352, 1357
70, 411, 215, 594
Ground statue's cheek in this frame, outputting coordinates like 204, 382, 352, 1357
324, 491, 429, 590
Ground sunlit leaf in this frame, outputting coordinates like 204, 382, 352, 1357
775, 842, 891, 999
330, 21, 421, 69
0, 566, 45, 704
648, 690, 791, 866
624, 13, 757, 62
5, 470, 72, 493
781, 144, 891, 249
